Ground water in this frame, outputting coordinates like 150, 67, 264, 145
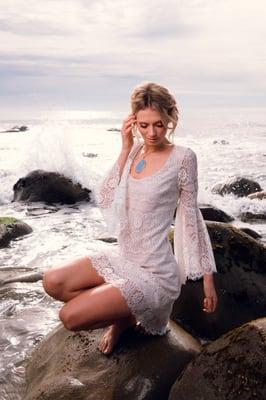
0, 107, 265, 399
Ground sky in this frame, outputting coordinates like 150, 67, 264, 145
0, 0, 266, 113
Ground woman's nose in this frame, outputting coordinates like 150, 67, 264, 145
147, 126, 156, 136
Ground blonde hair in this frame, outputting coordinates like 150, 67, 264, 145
130, 81, 179, 142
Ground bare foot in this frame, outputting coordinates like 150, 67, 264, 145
98, 316, 136, 355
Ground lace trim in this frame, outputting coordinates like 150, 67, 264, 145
89, 253, 170, 335
174, 148, 217, 283
96, 161, 120, 209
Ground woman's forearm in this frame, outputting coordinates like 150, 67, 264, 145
203, 273, 214, 282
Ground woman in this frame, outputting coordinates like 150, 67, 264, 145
43, 82, 218, 355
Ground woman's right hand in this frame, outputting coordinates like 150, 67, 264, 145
121, 113, 136, 152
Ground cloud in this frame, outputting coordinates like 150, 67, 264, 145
0, 0, 265, 110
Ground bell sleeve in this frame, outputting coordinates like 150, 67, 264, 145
95, 158, 121, 235
97, 160, 121, 211
96, 142, 140, 236
174, 147, 217, 285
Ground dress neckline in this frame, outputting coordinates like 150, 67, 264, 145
129, 143, 176, 181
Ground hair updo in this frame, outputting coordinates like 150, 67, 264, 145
130, 82, 179, 141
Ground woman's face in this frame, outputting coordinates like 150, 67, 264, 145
135, 107, 168, 147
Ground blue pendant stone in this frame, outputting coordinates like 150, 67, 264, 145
135, 159, 145, 173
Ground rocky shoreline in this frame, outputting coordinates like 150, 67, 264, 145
0, 170, 265, 399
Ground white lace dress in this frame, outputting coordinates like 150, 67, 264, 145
90, 142, 217, 335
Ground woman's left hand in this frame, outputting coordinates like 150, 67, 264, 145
203, 274, 218, 313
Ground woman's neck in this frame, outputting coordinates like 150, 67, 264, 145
142, 139, 172, 153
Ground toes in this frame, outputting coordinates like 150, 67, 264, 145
97, 337, 106, 352
98, 336, 110, 354
103, 340, 112, 354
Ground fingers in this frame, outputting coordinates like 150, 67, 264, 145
123, 114, 136, 130
119, 114, 136, 151
203, 296, 217, 313
124, 113, 136, 124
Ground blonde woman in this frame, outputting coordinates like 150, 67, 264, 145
43, 82, 218, 355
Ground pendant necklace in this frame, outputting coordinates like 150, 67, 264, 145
135, 146, 155, 173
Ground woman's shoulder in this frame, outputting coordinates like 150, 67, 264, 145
174, 144, 197, 161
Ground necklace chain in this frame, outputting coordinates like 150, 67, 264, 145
135, 144, 161, 173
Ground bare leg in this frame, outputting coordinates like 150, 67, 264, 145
43, 257, 138, 354
42, 256, 105, 302
58, 282, 138, 355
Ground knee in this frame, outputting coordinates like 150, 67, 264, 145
59, 306, 79, 331
42, 269, 64, 299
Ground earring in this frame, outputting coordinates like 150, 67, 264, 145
168, 131, 174, 144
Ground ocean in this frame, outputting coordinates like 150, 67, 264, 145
0, 107, 265, 399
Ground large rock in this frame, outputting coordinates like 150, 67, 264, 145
169, 317, 266, 400
0, 217, 32, 248
211, 176, 262, 197
173, 205, 233, 223
13, 170, 91, 204
240, 211, 266, 222
170, 222, 266, 339
239, 227, 262, 240
199, 204, 234, 222
1, 125, 29, 133
24, 321, 201, 400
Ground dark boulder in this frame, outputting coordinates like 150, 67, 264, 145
211, 176, 262, 197
1, 125, 29, 133
173, 204, 233, 223
0, 217, 32, 248
169, 222, 266, 340
169, 318, 266, 400
239, 227, 262, 239
213, 139, 229, 145
199, 204, 234, 222
24, 321, 201, 400
240, 211, 266, 222
13, 170, 91, 204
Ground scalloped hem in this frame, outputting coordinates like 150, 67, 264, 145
89, 254, 170, 336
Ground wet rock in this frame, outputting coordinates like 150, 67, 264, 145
1, 125, 29, 133
0, 217, 32, 248
0, 272, 44, 286
169, 318, 266, 400
82, 152, 98, 158
173, 205, 233, 223
199, 204, 234, 222
13, 170, 91, 204
240, 211, 266, 222
239, 227, 262, 239
169, 222, 266, 340
213, 139, 229, 145
24, 321, 201, 400
25, 205, 60, 217
248, 190, 266, 200
107, 128, 121, 132
97, 236, 117, 243
211, 177, 262, 197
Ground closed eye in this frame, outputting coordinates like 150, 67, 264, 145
139, 123, 164, 128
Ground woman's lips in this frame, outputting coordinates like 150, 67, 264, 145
147, 137, 158, 142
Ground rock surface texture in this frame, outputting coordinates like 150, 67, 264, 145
170, 222, 266, 339
0, 217, 32, 248
23, 321, 201, 400
169, 318, 266, 400
13, 170, 91, 204
211, 176, 262, 197
199, 204, 234, 222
